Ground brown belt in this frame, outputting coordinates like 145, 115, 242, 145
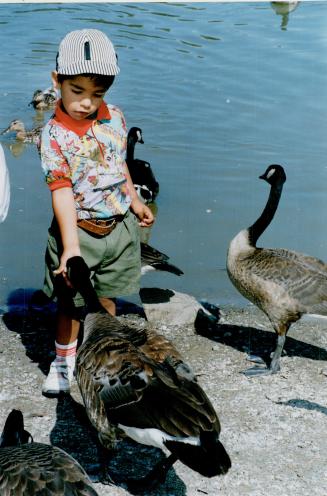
77, 216, 125, 237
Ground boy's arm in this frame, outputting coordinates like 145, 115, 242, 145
123, 162, 155, 227
51, 187, 81, 281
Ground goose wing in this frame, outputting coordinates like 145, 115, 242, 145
0, 443, 98, 495
76, 313, 146, 445
76, 313, 220, 441
247, 248, 327, 314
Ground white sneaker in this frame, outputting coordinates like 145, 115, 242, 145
42, 359, 75, 397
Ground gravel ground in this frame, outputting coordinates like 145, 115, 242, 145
0, 300, 327, 496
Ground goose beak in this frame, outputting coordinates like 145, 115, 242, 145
259, 173, 266, 180
0, 126, 10, 135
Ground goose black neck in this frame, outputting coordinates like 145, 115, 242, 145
79, 281, 104, 313
248, 181, 284, 247
66, 256, 104, 313
126, 135, 135, 163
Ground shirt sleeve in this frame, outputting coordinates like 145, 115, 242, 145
39, 123, 72, 191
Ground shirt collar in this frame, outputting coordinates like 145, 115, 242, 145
53, 100, 111, 137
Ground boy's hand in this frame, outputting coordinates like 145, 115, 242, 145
130, 197, 155, 227
54, 247, 81, 287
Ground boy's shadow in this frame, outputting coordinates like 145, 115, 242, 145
2, 288, 186, 495
3, 288, 57, 374
195, 310, 327, 366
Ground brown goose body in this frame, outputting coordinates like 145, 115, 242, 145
68, 257, 231, 488
227, 165, 327, 375
0, 410, 98, 496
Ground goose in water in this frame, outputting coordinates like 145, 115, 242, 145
141, 242, 183, 276
0, 144, 10, 222
29, 86, 57, 111
1, 119, 43, 144
227, 164, 327, 376
126, 127, 159, 204
0, 409, 98, 495
66, 255, 231, 491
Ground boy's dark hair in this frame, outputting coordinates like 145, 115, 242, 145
57, 73, 115, 91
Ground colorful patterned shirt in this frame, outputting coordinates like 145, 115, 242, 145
40, 100, 131, 219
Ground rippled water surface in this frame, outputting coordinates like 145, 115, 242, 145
1, 1, 327, 310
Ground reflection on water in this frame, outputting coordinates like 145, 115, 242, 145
1, 1, 327, 311
270, 1, 299, 30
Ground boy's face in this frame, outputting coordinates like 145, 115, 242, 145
52, 73, 107, 120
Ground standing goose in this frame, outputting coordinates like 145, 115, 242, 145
0, 409, 98, 495
126, 127, 159, 204
67, 256, 231, 491
227, 164, 327, 376
0, 144, 10, 222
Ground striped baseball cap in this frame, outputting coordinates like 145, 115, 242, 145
56, 29, 120, 76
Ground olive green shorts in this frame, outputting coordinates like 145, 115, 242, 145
43, 210, 141, 307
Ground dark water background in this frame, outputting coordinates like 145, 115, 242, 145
1, 1, 327, 311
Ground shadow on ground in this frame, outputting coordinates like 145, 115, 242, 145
274, 398, 327, 416
195, 317, 327, 366
49, 395, 187, 495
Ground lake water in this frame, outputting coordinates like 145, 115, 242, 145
1, 1, 327, 312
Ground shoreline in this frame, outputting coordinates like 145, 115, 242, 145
0, 303, 327, 495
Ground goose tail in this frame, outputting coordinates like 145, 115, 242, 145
0, 409, 32, 447
150, 262, 184, 276
165, 431, 231, 477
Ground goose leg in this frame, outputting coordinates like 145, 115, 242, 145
243, 334, 285, 376
126, 453, 178, 493
269, 334, 285, 373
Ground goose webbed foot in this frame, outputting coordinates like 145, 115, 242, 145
243, 365, 273, 376
246, 354, 266, 365
87, 463, 116, 485
243, 359, 280, 376
126, 454, 177, 494
99, 470, 116, 486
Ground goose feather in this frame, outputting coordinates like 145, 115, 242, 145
0, 409, 98, 496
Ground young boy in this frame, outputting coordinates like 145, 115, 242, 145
39, 29, 154, 396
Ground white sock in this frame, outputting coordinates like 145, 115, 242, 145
55, 339, 77, 367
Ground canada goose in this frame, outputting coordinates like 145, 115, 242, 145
227, 164, 327, 376
141, 242, 183, 276
126, 127, 159, 204
0, 409, 98, 495
0, 144, 10, 222
1, 119, 43, 144
66, 255, 231, 490
29, 87, 57, 111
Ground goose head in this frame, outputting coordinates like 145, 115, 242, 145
128, 126, 144, 144
259, 164, 286, 187
1, 119, 26, 135
29, 90, 44, 107
0, 409, 33, 448
29, 87, 57, 110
